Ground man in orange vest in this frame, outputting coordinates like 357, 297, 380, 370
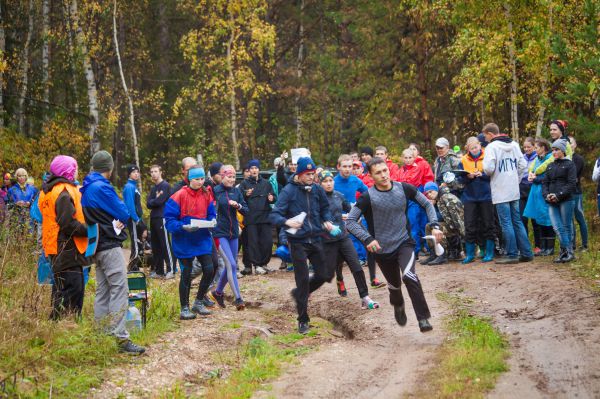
39, 155, 88, 320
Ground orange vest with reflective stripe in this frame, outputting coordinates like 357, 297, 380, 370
40, 183, 87, 255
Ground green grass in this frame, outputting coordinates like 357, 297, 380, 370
0, 229, 180, 397
414, 293, 509, 399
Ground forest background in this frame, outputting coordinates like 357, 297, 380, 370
0, 0, 598, 185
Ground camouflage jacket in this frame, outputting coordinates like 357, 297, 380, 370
436, 186, 465, 237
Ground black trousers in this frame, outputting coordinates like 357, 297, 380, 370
375, 242, 431, 321
240, 228, 251, 269
127, 220, 142, 271
179, 255, 213, 308
245, 223, 273, 266
326, 237, 369, 298
464, 201, 495, 243
50, 265, 85, 320
290, 241, 328, 323
150, 217, 175, 275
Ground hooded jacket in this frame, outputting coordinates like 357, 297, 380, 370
270, 179, 332, 243
482, 135, 528, 204
164, 186, 216, 258
333, 173, 368, 203
397, 163, 423, 188
238, 175, 275, 225
542, 158, 577, 203
39, 176, 88, 272
80, 172, 130, 252
414, 156, 435, 186
213, 183, 248, 239
122, 179, 144, 226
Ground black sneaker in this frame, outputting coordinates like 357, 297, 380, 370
420, 254, 437, 265
394, 304, 407, 327
203, 295, 216, 308
418, 319, 433, 333
208, 290, 226, 308
119, 339, 146, 355
519, 256, 534, 263
191, 300, 212, 316
298, 321, 310, 334
241, 267, 253, 276
427, 255, 448, 266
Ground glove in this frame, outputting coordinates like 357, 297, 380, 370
182, 225, 200, 233
329, 225, 342, 237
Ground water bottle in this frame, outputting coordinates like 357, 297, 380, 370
423, 235, 445, 256
126, 300, 142, 332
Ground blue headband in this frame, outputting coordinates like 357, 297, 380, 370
188, 167, 205, 180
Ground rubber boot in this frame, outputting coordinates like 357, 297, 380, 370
482, 240, 495, 262
462, 242, 476, 264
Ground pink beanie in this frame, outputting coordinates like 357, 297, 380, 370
50, 155, 78, 181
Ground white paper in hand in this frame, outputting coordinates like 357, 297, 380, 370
291, 148, 311, 163
285, 212, 307, 235
112, 219, 123, 235
190, 219, 217, 229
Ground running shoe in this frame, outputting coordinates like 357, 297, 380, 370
180, 307, 197, 320
298, 321, 310, 334
255, 266, 268, 275
149, 272, 160, 279
241, 267, 253, 276
234, 298, 246, 311
208, 290, 226, 308
418, 319, 433, 333
164, 271, 175, 280
191, 300, 212, 316
371, 278, 386, 288
361, 298, 380, 310
337, 280, 348, 297
394, 304, 407, 326
203, 295, 216, 308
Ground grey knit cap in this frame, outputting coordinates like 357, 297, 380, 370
91, 150, 114, 172
551, 139, 567, 155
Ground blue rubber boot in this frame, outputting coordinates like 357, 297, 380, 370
482, 240, 495, 262
462, 242, 476, 264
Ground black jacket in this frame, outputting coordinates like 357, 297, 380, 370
147, 180, 171, 218
542, 158, 577, 203
238, 176, 275, 225
323, 190, 351, 243
44, 176, 89, 272
572, 153, 584, 195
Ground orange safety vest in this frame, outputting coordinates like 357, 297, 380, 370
39, 183, 87, 256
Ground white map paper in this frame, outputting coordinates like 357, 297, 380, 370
285, 212, 307, 234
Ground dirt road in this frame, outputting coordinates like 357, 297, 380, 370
93, 257, 600, 398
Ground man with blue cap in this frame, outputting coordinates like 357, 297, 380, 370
270, 157, 337, 334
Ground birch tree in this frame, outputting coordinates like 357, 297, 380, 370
113, 0, 140, 175
70, 0, 99, 154
42, 0, 51, 116
17, 0, 34, 134
0, 1, 5, 129
295, 0, 304, 147
504, 3, 519, 141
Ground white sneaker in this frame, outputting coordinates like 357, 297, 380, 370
237, 271, 244, 279
164, 271, 175, 280
255, 266, 267, 275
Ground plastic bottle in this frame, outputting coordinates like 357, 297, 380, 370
126, 300, 142, 331
423, 235, 445, 256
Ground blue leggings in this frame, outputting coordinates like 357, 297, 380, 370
215, 238, 242, 300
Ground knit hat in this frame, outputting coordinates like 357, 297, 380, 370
551, 119, 568, 135
91, 150, 114, 173
424, 181, 439, 192
50, 155, 78, 181
435, 137, 450, 148
126, 164, 139, 177
477, 133, 488, 147
551, 139, 567, 155
247, 159, 260, 170
360, 146, 373, 157
296, 157, 316, 175
188, 167, 205, 180
318, 170, 334, 181
209, 162, 223, 177
3, 172, 11, 180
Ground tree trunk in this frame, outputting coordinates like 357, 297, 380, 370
227, 15, 240, 170
535, 5, 552, 138
113, 0, 140, 184
414, 10, 431, 149
295, 0, 304, 147
71, 0, 99, 155
42, 0, 51, 119
504, 3, 519, 141
0, 1, 5, 128
18, 0, 34, 134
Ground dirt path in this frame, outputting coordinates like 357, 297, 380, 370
92, 255, 600, 398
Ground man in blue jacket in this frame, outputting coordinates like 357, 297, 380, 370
270, 157, 336, 334
81, 151, 145, 354
123, 164, 147, 271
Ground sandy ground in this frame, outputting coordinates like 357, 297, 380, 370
92, 253, 600, 398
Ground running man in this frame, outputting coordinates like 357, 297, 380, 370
346, 158, 443, 332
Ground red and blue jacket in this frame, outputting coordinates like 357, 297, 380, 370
164, 186, 216, 258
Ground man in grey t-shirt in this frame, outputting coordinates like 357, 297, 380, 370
346, 157, 443, 332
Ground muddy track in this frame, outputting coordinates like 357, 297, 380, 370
92, 254, 600, 398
